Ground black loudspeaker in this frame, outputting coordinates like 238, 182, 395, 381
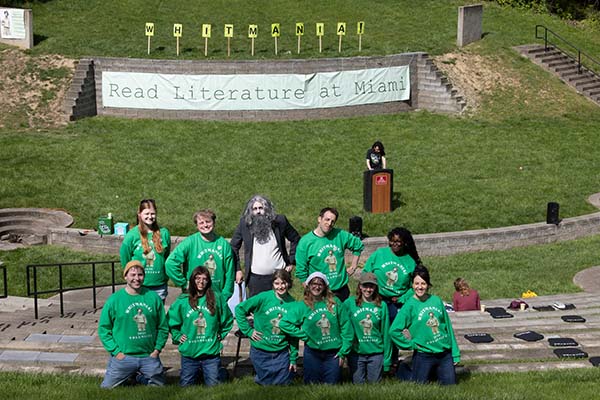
349, 216, 363, 238
547, 202, 560, 225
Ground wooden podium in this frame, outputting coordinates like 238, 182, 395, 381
363, 169, 393, 213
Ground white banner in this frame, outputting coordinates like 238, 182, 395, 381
102, 66, 410, 111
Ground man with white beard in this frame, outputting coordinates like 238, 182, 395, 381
231, 195, 300, 297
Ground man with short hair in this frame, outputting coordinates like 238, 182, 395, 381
98, 260, 168, 388
295, 207, 364, 301
231, 195, 300, 297
166, 209, 236, 301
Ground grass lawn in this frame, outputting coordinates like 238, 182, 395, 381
1, 1, 600, 301
1, 1, 599, 237
2, 369, 600, 400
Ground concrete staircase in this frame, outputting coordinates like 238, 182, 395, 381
0, 208, 73, 250
516, 44, 600, 106
416, 54, 466, 114
63, 59, 97, 121
2, 282, 600, 379
453, 291, 600, 373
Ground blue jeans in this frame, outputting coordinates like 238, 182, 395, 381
302, 346, 341, 384
384, 298, 403, 366
250, 346, 293, 385
348, 353, 383, 384
100, 354, 165, 388
145, 284, 168, 302
180, 354, 221, 387
411, 349, 456, 385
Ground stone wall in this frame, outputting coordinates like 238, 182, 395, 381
48, 211, 600, 261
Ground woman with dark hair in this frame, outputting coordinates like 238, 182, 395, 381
366, 141, 386, 170
362, 227, 419, 368
120, 199, 171, 301
279, 272, 353, 384
389, 265, 460, 385
235, 269, 298, 385
343, 272, 391, 383
167, 266, 233, 387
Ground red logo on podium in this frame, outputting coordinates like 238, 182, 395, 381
375, 175, 388, 185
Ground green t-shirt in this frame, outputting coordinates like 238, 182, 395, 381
363, 247, 416, 303
98, 287, 168, 357
279, 297, 353, 358
120, 226, 171, 287
295, 228, 364, 291
389, 294, 460, 363
343, 296, 392, 371
235, 290, 299, 364
167, 292, 233, 358
165, 232, 235, 301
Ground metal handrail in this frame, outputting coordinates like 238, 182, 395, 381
26, 260, 119, 319
0, 265, 7, 299
535, 24, 600, 76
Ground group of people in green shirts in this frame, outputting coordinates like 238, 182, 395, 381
99, 199, 460, 388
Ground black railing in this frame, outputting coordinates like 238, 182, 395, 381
26, 260, 120, 319
536, 24, 600, 76
0, 265, 7, 299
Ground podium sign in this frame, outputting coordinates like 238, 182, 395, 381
363, 169, 393, 213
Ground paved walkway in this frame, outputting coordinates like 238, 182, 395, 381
1, 265, 600, 378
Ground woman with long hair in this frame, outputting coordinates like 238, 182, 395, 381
343, 272, 391, 383
279, 272, 353, 384
167, 266, 233, 387
120, 199, 171, 301
389, 265, 460, 385
452, 277, 480, 311
366, 141, 386, 170
235, 269, 297, 385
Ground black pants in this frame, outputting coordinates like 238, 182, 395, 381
332, 285, 350, 302
247, 272, 273, 298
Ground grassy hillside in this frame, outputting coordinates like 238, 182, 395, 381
0, 0, 599, 238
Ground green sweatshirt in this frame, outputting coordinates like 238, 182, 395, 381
165, 232, 235, 301
363, 247, 416, 303
120, 226, 171, 287
98, 288, 168, 357
389, 294, 460, 363
279, 297, 353, 359
295, 228, 364, 291
343, 296, 392, 371
167, 292, 233, 358
235, 290, 299, 364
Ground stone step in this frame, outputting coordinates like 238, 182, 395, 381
579, 82, 600, 92
561, 69, 589, 79
555, 65, 579, 73
540, 54, 569, 64
468, 360, 591, 374
588, 88, 600, 97
547, 59, 574, 68
533, 49, 562, 59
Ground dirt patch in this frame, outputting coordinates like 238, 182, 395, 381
433, 52, 522, 112
0, 48, 75, 129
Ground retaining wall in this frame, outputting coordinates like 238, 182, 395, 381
64, 52, 466, 121
47, 211, 600, 261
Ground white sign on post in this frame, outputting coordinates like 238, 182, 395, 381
0, 8, 26, 39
